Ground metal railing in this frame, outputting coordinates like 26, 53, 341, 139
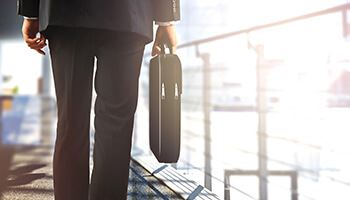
139, 3, 350, 200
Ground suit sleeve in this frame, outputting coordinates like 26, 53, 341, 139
153, 0, 180, 22
17, 0, 40, 18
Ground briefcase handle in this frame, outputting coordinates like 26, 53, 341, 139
160, 43, 175, 55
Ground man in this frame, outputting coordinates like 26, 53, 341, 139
17, 0, 180, 199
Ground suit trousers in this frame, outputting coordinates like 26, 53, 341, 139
46, 27, 146, 200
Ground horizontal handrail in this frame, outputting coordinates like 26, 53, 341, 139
145, 3, 350, 58
177, 3, 350, 49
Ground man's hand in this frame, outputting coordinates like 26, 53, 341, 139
22, 19, 46, 55
152, 25, 177, 56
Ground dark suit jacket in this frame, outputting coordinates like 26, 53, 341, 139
17, 0, 180, 43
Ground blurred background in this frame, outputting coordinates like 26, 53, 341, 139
1, 0, 350, 199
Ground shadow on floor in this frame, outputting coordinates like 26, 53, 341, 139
7, 173, 47, 187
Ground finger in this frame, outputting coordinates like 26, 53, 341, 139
152, 33, 162, 56
27, 36, 46, 47
26, 40, 46, 48
39, 34, 46, 42
25, 37, 41, 45
30, 44, 47, 51
152, 45, 161, 56
35, 49, 46, 55
171, 46, 177, 54
29, 43, 46, 51
169, 39, 177, 49
29, 40, 47, 52
28, 39, 46, 49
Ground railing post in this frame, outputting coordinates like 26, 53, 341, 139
0, 43, 2, 93
199, 52, 212, 190
342, 10, 350, 38
0, 42, 4, 95
224, 171, 231, 200
256, 45, 268, 200
291, 171, 299, 200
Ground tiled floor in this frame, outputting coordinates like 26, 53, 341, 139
2, 145, 181, 200
0, 96, 181, 200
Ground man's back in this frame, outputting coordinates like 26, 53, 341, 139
40, 0, 154, 41
18, 0, 180, 42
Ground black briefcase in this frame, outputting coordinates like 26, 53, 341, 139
149, 47, 182, 163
